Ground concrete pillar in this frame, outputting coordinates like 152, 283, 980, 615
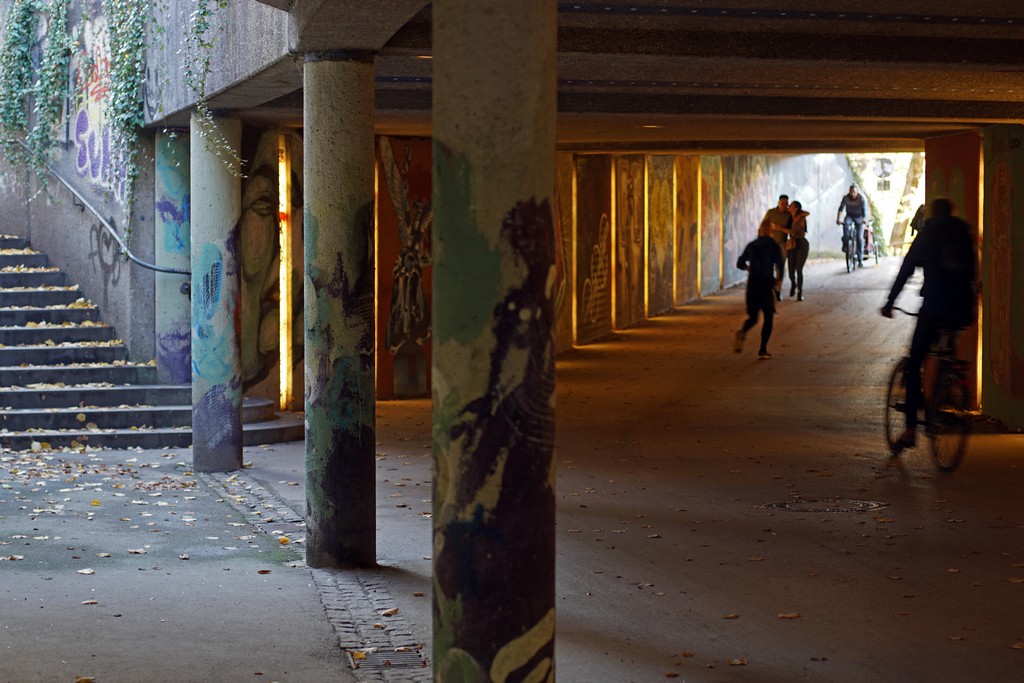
432, 2, 558, 680
302, 51, 377, 568
154, 129, 191, 385
189, 115, 243, 472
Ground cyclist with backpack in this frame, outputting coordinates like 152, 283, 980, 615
836, 185, 869, 266
881, 198, 977, 448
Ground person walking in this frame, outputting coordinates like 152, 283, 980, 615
786, 200, 810, 301
881, 198, 977, 449
734, 223, 785, 359
759, 194, 791, 301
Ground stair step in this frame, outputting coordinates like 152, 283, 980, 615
0, 235, 27, 250
0, 342, 127, 367
0, 384, 190, 409
0, 287, 83, 307
0, 306, 100, 325
0, 398, 277, 431
0, 412, 305, 451
0, 269, 65, 288
0, 323, 114, 346
0, 251, 48, 268
0, 362, 156, 386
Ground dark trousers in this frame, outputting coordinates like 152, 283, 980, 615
787, 238, 809, 292
904, 311, 942, 429
741, 276, 775, 353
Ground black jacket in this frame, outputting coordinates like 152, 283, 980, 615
886, 215, 976, 327
737, 235, 784, 280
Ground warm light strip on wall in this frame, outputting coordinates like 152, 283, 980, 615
718, 161, 724, 290
571, 161, 578, 344
643, 156, 650, 318
976, 145, 984, 408
373, 154, 379, 392
672, 159, 678, 305
277, 133, 294, 411
696, 158, 703, 297
609, 160, 618, 329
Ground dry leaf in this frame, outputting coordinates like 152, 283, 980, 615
380, 607, 399, 617
81, 600, 97, 605
77, 568, 95, 575
257, 569, 272, 575
127, 548, 146, 555
1011, 642, 1024, 650
278, 537, 291, 545
1008, 577, 1024, 584
778, 613, 801, 619
723, 613, 739, 620
75, 677, 97, 683
90, 500, 101, 507
729, 659, 748, 666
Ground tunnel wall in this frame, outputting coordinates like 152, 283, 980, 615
981, 124, 1024, 430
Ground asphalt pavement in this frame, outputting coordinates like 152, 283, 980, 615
3, 257, 1023, 683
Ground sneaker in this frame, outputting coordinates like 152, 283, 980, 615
757, 351, 773, 360
733, 331, 745, 353
894, 428, 916, 449
797, 292, 803, 301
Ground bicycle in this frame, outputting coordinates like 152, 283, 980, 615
842, 223, 859, 272
883, 307, 971, 471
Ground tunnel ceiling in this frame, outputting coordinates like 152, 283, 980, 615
225, 1, 1024, 153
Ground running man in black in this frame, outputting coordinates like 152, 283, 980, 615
734, 224, 785, 359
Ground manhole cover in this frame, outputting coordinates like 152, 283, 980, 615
763, 498, 887, 513
349, 648, 428, 671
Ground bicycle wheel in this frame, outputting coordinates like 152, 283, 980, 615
927, 371, 970, 471
884, 358, 908, 455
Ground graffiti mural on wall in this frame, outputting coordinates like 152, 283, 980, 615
615, 156, 645, 329
377, 136, 433, 398
69, 16, 122, 200
575, 155, 612, 344
647, 155, 674, 316
553, 153, 574, 352
700, 156, 722, 296
154, 132, 192, 384
675, 155, 700, 304
983, 126, 1024, 407
238, 129, 282, 396
723, 155, 774, 288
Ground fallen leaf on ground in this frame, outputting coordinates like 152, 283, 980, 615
778, 613, 801, 619
381, 607, 399, 617
729, 659, 748, 666
77, 568, 95, 575
722, 614, 739, 620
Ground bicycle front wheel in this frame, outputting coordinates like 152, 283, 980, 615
884, 358, 908, 456
927, 372, 970, 471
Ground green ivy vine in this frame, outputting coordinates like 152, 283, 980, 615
183, 0, 241, 172
0, 0, 43, 168
26, 0, 71, 189
103, 0, 149, 239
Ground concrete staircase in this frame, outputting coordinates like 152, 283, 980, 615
0, 234, 303, 451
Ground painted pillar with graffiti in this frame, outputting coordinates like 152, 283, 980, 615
302, 51, 376, 568
189, 115, 243, 472
154, 130, 191, 385
432, 1, 558, 680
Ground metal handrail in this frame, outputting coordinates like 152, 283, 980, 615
15, 140, 190, 276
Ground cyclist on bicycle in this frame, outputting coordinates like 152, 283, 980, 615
881, 198, 977, 448
836, 185, 868, 266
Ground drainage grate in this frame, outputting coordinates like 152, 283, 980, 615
349, 648, 428, 671
763, 498, 887, 513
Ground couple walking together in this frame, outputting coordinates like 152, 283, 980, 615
733, 194, 808, 359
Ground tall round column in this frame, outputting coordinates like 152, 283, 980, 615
432, 1, 558, 680
154, 129, 191, 385
303, 51, 377, 568
190, 115, 243, 472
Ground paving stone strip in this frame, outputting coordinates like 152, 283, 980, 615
203, 470, 430, 681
